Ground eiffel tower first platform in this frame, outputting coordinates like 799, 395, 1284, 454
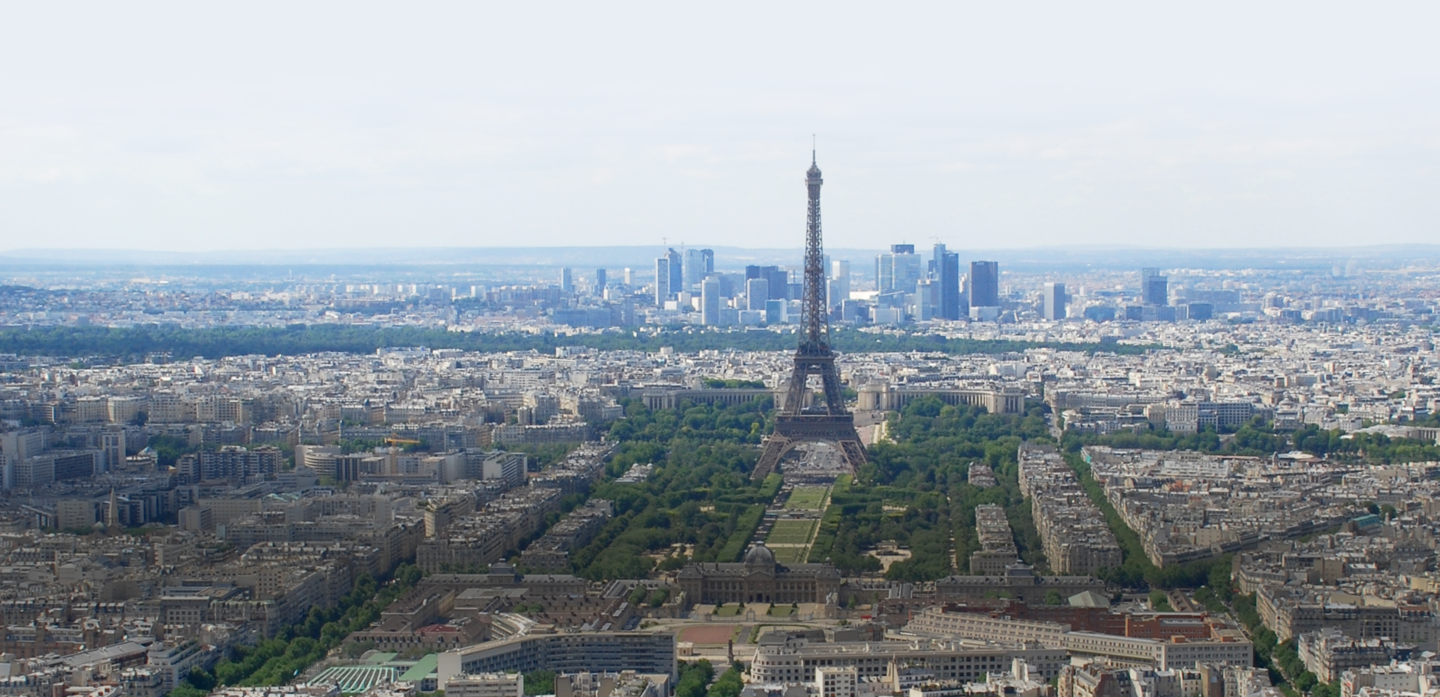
751, 151, 868, 481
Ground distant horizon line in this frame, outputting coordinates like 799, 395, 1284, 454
6, 242, 1439, 256
4, 243, 1439, 275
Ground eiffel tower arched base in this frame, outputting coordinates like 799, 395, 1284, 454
752, 417, 868, 481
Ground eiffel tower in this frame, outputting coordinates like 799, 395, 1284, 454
752, 150, 867, 481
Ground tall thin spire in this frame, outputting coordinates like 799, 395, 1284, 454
802, 147, 827, 352
751, 149, 867, 481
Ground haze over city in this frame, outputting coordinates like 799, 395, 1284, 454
3, 1, 1437, 253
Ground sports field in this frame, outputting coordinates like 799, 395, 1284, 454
785, 486, 830, 510
767, 519, 817, 545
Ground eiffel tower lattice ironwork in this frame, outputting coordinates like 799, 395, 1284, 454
752, 150, 868, 481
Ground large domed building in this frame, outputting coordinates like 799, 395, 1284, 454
743, 544, 776, 567
677, 543, 840, 607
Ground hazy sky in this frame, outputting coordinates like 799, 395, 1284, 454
2, 2, 1437, 252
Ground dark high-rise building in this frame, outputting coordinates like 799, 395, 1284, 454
933, 244, 961, 320
654, 258, 670, 306
559, 267, 574, 293
655, 247, 683, 305
1142, 268, 1169, 306
774, 268, 792, 300
667, 249, 683, 296
746, 278, 769, 311
746, 264, 790, 301
968, 261, 1000, 308
594, 268, 606, 292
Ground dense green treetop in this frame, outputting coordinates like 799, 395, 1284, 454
1063, 417, 1440, 464
566, 397, 778, 580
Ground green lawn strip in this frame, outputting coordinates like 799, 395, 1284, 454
766, 519, 817, 545
716, 505, 766, 562
771, 547, 808, 563
785, 487, 830, 510
806, 503, 845, 563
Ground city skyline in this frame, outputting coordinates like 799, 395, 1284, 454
2, 3, 1438, 688
0, 125, 1438, 697
2, 3, 1436, 252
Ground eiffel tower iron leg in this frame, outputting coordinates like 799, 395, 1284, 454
838, 439, 868, 470
753, 434, 792, 481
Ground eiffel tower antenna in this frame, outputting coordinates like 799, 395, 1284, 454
752, 148, 867, 481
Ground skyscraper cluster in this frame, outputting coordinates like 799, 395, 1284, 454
639, 239, 1125, 327
556, 267, 614, 298
633, 160, 1239, 328
652, 247, 792, 326
572, 255, 1219, 328
872, 244, 994, 323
